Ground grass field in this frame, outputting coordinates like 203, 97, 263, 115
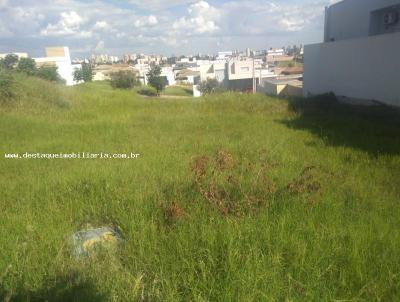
276, 61, 303, 68
163, 85, 193, 97
1, 75, 400, 301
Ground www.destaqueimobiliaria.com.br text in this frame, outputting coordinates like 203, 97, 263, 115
4, 152, 141, 160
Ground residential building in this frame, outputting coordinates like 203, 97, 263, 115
198, 60, 226, 83
267, 48, 285, 57
245, 48, 252, 57
160, 66, 176, 86
175, 69, 200, 85
216, 51, 233, 60
135, 63, 151, 85
304, 0, 400, 106
226, 58, 274, 91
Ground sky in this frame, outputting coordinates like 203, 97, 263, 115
0, 0, 341, 58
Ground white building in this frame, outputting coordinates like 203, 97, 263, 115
161, 66, 176, 86
34, 47, 78, 86
134, 63, 151, 85
267, 48, 284, 57
198, 60, 226, 83
216, 51, 233, 60
304, 0, 400, 106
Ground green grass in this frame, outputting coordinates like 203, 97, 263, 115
276, 61, 303, 68
1, 77, 400, 301
163, 85, 193, 97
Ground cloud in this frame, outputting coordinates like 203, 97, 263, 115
94, 20, 110, 31
172, 1, 220, 34
0, 0, 335, 56
134, 15, 158, 28
41, 11, 91, 37
0, 24, 13, 38
128, 0, 193, 11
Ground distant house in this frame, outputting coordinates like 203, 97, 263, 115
226, 58, 275, 91
216, 51, 233, 60
34, 47, 79, 86
175, 69, 200, 85
267, 48, 285, 57
160, 66, 176, 86
93, 64, 137, 82
198, 60, 226, 83
304, 0, 400, 106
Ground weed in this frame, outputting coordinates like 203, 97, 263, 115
160, 201, 187, 225
191, 150, 277, 216
286, 166, 321, 194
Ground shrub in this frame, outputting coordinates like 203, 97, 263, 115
1, 54, 19, 70
0, 70, 14, 99
110, 71, 139, 89
17, 58, 37, 75
137, 86, 158, 97
198, 78, 224, 95
36, 66, 62, 82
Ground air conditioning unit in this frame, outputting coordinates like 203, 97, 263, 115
383, 11, 399, 26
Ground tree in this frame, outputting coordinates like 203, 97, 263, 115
81, 63, 93, 82
17, 58, 37, 75
147, 65, 166, 95
0, 69, 14, 98
2, 54, 19, 70
73, 68, 83, 83
73, 63, 93, 83
198, 78, 223, 95
36, 65, 61, 82
110, 71, 139, 89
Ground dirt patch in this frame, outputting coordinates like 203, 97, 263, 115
189, 150, 326, 216
160, 201, 187, 225
191, 150, 277, 216
286, 166, 321, 194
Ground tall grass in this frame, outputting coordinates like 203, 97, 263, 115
0, 79, 399, 301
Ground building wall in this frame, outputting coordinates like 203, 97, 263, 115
324, 0, 400, 42
304, 31, 400, 107
227, 60, 254, 80
199, 62, 226, 82
228, 79, 254, 91
281, 84, 303, 97
46, 47, 66, 57
262, 82, 280, 95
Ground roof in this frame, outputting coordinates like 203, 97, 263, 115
176, 69, 200, 77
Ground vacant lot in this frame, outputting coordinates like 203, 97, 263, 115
1, 76, 400, 301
